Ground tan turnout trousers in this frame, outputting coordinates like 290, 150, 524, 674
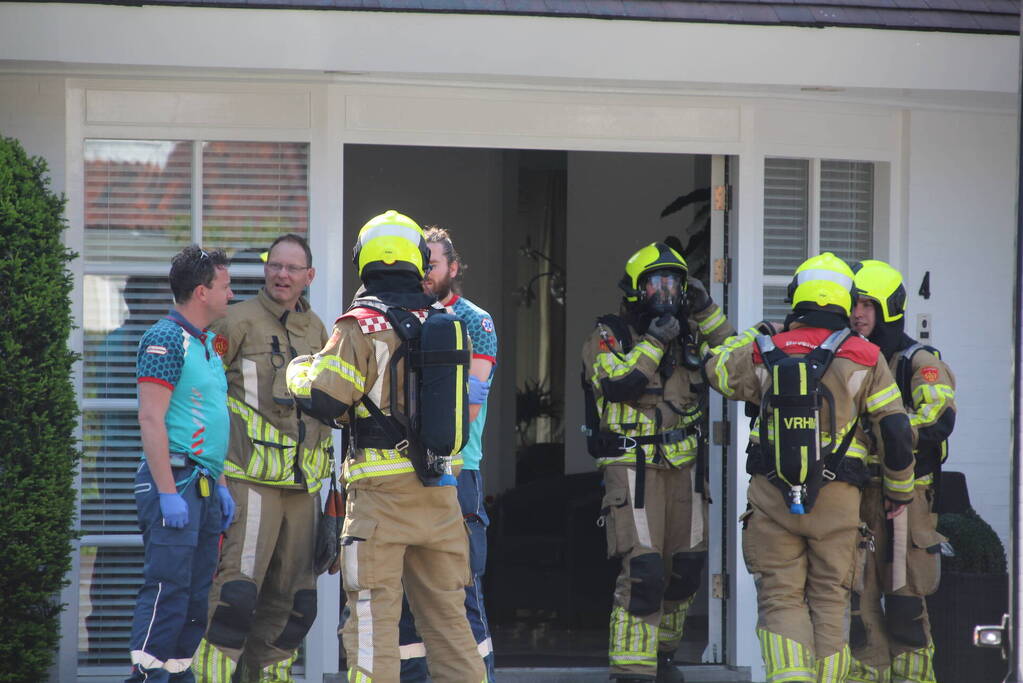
602, 463, 707, 677
742, 475, 863, 681
195, 481, 320, 682
341, 471, 484, 683
850, 485, 944, 683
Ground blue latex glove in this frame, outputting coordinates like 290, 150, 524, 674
216, 484, 236, 531
468, 375, 491, 405
159, 492, 189, 529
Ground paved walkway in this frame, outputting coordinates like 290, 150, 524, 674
325, 665, 753, 682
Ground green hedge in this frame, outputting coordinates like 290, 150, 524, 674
938, 508, 1007, 575
0, 135, 80, 681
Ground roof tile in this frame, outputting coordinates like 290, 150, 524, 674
51, 0, 1021, 33
773, 4, 819, 21
503, 0, 548, 11
837, 6, 886, 22
462, 0, 508, 9
544, 0, 589, 13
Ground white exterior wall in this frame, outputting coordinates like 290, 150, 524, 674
904, 109, 1018, 544
0, 4, 1017, 681
0, 74, 66, 187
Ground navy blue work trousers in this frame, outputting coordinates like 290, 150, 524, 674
125, 461, 222, 683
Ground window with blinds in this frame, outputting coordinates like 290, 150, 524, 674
79, 138, 309, 671
762, 158, 875, 320
763, 158, 809, 278
820, 160, 874, 262
85, 140, 193, 264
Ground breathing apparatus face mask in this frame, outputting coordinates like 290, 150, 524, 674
640, 270, 685, 317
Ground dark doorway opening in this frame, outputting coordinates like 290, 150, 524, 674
342, 144, 713, 670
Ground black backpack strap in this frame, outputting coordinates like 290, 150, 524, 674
754, 334, 788, 369
896, 342, 940, 407
358, 395, 408, 452
896, 344, 918, 407
805, 328, 852, 377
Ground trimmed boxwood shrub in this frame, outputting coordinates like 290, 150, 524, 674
0, 134, 80, 681
937, 508, 1007, 575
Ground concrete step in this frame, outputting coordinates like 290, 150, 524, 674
325, 666, 752, 682
493, 666, 752, 682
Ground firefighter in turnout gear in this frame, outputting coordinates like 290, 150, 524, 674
194, 235, 334, 683
286, 210, 485, 682
704, 253, 915, 683
848, 260, 956, 683
581, 242, 735, 682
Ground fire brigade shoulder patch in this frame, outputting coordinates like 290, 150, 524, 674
921, 366, 940, 383
481, 317, 494, 334
145, 345, 168, 356
213, 334, 228, 358
599, 336, 618, 352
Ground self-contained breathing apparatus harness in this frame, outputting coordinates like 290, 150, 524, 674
750, 328, 866, 514
345, 297, 472, 487
581, 313, 706, 508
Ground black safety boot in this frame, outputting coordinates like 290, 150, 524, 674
656, 651, 686, 683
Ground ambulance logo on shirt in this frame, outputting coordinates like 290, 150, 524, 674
481, 317, 494, 333
213, 334, 229, 358
921, 366, 940, 383
145, 345, 168, 356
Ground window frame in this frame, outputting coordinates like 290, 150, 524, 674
762, 156, 889, 318
76, 136, 311, 674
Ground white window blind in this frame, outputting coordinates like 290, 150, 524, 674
203, 141, 310, 266
78, 547, 145, 669
81, 411, 147, 535
84, 140, 193, 264
820, 160, 873, 263
79, 137, 308, 671
763, 158, 809, 277
762, 157, 877, 320
83, 276, 174, 400
763, 158, 809, 318
83, 276, 262, 401
762, 285, 793, 323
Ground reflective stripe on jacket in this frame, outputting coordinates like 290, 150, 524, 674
580, 303, 735, 469
212, 289, 334, 492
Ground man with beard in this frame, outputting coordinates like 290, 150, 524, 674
194, 234, 335, 683
398, 226, 497, 681
848, 260, 956, 683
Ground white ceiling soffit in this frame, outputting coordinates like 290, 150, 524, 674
0, 2, 1016, 97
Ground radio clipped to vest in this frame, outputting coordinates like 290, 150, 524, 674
755, 328, 855, 515
349, 299, 471, 487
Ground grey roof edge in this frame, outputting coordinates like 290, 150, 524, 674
38, 0, 1021, 35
